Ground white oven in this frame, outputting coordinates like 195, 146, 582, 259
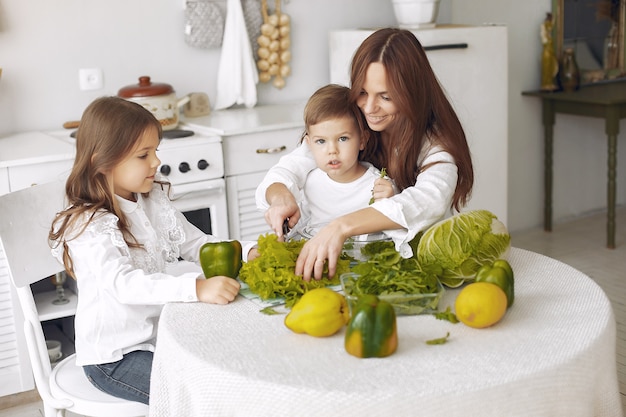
46, 128, 231, 240
167, 178, 229, 239
156, 133, 230, 239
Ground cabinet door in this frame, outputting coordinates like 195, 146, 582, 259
222, 128, 302, 177
0, 249, 34, 396
226, 172, 273, 241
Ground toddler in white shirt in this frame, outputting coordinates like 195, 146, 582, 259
266, 84, 396, 239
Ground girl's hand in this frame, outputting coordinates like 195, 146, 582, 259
196, 276, 240, 304
247, 247, 260, 261
371, 177, 395, 202
264, 183, 301, 240
295, 222, 347, 281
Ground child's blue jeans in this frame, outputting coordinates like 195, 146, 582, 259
83, 350, 152, 405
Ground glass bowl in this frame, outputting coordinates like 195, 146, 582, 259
300, 225, 393, 262
341, 233, 394, 262
340, 272, 444, 316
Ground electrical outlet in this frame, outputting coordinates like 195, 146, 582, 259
79, 68, 103, 91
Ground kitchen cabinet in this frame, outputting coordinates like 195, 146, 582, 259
224, 128, 303, 241
182, 103, 305, 241
0, 132, 74, 397
329, 25, 509, 225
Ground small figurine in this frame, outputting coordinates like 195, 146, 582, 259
541, 12, 559, 91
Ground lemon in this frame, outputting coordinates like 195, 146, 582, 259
454, 282, 507, 328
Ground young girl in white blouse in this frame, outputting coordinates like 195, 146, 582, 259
49, 96, 257, 405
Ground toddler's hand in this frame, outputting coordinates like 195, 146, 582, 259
196, 276, 240, 304
371, 177, 395, 202
265, 183, 301, 240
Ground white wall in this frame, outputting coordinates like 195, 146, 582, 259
0, 0, 395, 133
1, 0, 624, 235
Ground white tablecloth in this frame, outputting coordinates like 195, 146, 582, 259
149, 248, 623, 417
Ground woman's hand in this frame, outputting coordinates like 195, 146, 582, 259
264, 183, 301, 240
196, 276, 240, 304
296, 208, 402, 281
296, 222, 348, 281
371, 177, 395, 201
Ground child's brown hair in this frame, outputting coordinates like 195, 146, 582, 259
301, 84, 370, 147
49, 96, 164, 277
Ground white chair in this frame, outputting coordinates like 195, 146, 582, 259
0, 180, 148, 417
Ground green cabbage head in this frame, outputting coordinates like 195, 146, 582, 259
416, 210, 510, 288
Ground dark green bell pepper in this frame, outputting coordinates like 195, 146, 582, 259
344, 294, 398, 358
199, 240, 242, 279
475, 259, 514, 308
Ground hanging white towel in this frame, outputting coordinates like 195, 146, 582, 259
214, 0, 258, 110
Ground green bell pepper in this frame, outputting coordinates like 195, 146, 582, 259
474, 259, 514, 308
344, 294, 398, 358
199, 240, 242, 279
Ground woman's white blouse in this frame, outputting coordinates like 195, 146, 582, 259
255, 140, 458, 258
52, 185, 253, 366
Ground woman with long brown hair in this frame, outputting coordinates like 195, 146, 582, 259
256, 28, 473, 281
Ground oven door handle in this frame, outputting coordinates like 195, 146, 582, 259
169, 180, 225, 200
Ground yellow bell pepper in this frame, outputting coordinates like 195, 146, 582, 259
284, 288, 350, 337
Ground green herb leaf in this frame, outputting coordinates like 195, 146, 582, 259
369, 167, 388, 205
349, 241, 439, 297
426, 332, 450, 345
433, 306, 459, 323
259, 306, 284, 315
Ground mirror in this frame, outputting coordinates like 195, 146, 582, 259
554, 0, 626, 84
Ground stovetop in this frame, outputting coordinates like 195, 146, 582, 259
45, 127, 220, 146
162, 129, 195, 140
43, 128, 224, 184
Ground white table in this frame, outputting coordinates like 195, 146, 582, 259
149, 248, 623, 417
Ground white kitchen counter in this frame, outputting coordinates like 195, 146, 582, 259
0, 102, 306, 169
0, 131, 74, 168
182, 102, 305, 136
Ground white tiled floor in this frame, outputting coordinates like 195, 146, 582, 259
1, 207, 625, 416
0, 402, 49, 417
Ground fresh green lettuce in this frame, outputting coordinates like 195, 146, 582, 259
416, 210, 510, 288
239, 234, 350, 307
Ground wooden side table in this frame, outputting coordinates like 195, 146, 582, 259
523, 81, 626, 248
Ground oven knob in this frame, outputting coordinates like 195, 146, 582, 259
160, 165, 171, 176
179, 162, 191, 173
197, 159, 209, 170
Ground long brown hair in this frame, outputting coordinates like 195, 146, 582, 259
300, 84, 370, 146
49, 96, 164, 277
349, 28, 473, 211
